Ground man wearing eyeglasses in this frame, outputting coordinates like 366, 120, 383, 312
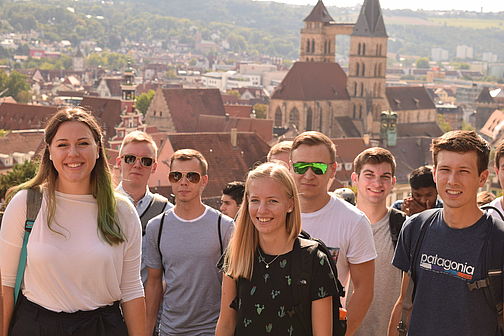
116, 131, 172, 281
144, 149, 234, 336
290, 131, 377, 336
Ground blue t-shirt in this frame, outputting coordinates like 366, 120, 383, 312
393, 209, 504, 336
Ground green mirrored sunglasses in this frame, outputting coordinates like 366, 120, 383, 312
292, 162, 329, 175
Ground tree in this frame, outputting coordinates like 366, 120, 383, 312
0, 70, 31, 103
416, 57, 430, 69
253, 104, 268, 119
436, 114, 452, 133
0, 160, 38, 201
135, 90, 155, 115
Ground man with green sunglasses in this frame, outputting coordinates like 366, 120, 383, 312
290, 131, 377, 336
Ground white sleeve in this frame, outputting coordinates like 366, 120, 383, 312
117, 198, 144, 302
0, 190, 29, 287
346, 214, 377, 265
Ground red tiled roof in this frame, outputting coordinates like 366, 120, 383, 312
330, 137, 371, 187
161, 88, 226, 132
386, 86, 436, 111
224, 105, 253, 118
304, 0, 334, 22
0, 131, 44, 156
80, 96, 122, 142
481, 109, 504, 139
197, 115, 273, 142
271, 62, 349, 101
0, 103, 57, 130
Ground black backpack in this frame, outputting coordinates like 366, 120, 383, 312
291, 230, 347, 336
408, 208, 503, 334
389, 207, 407, 248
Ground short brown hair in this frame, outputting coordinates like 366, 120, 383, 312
267, 140, 293, 161
353, 147, 396, 176
495, 140, 504, 169
170, 149, 208, 175
431, 130, 490, 174
291, 131, 336, 162
119, 130, 158, 157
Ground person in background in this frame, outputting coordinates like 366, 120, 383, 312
392, 166, 442, 216
488, 140, 504, 220
333, 187, 356, 206
267, 140, 293, 167
0, 107, 145, 336
477, 191, 496, 207
216, 162, 336, 336
220, 181, 245, 219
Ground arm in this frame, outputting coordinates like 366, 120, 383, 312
215, 275, 237, 336
1, 286, 12, 336
387, 272, 412, 336
345, 260, 375, 336
311, 296, 332, 336
145, 267, 163, 335
121, 297, 146, 336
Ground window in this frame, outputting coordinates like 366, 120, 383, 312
275, 107, 282, 126
289, 107, 299, 129
306, 108, 313, 131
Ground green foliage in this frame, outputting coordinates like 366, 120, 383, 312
0, 70, 31, 103
86, 52, 131, 71
135, 90, 155, 115
0, 160, 38, 200
19, 55, 73, 70
461, 121, 475, 131
416, 57, 430, 69
436, 114, 452, 133
253, 104, 267, 119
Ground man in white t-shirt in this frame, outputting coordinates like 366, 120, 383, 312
290, 131, 377, 336
350, 147, 405, 336
488, 140, 504, 220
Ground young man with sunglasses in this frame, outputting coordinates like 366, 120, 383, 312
144, 149, 234, 336
290, 131, 377, 336
350, 147, 405, 336
116, 131, 172, 284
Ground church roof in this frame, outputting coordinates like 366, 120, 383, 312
352, 0, 388, 37
304, 0, 334, 23
477, 87, 494, 103
386, 86, 436, 111
271, 62, 349, 101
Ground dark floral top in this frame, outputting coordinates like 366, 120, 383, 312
230, 243, 337, 335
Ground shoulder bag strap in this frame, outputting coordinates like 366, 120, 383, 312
157, 212, 166, 273
218, 213, 223, 256
14, 188, 43, 303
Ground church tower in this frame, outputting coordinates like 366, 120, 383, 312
300, 0, 335, 63
347, 0, 388, 135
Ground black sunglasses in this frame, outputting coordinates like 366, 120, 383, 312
122, 154, 154, 167
168, 171, 201, 184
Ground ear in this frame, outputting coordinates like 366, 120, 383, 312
392, 176, 397, 188
479, 169, 489, 187
329, 162, 337, 178
200, 174, 209, 190
151, 161, 158, 174
115, 155, 122, 168
350, 171, 358, 185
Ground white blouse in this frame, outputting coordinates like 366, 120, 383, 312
0, 189, 144, 312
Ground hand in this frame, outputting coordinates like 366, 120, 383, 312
401, 197, 426, 216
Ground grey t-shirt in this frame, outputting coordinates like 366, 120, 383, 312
393, 209, 503, 336
144, 206, 234, 336
353, 209, 402, 336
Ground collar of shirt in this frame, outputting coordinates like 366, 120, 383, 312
115, 182, 154, 215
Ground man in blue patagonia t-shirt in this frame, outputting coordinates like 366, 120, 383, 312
388, 130, 504, 336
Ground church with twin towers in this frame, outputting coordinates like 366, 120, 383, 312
268, 0, 388, 138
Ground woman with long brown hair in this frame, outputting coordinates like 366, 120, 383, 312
0, 107, 145, 335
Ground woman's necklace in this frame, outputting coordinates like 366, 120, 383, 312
257, 248, 281, 269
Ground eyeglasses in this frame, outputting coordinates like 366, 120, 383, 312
292, 162, 329, 175
168, 171, 201, 184
122, 154, 154, 167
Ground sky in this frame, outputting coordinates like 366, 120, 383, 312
255, 0, 504, 12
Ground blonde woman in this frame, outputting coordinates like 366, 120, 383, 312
216, 162, 336, 336
0, 107, 145, 336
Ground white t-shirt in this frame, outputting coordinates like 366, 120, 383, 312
487, 196, 504, 221
301, 195, 377, 288
0, 189, 144, 312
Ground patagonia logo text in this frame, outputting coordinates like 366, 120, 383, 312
419, 253, 474, 280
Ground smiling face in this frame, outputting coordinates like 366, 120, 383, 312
48, 121, 99, 194
247, 177, 294, 238
352, 162, 396, 206
433, 150, 488, 211
117, 141, 157, 190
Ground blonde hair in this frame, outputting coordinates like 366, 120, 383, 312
119, 130, 158, 157
223, 162, 301, 280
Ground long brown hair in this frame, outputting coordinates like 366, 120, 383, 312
6, 107, 124, 245
223, 162, 301, 280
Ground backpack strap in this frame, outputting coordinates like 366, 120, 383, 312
14, 187, 43, 303
217, 213, 223, 256
140, 194, 169, 234
389, 208, 407, 248
157, 212, 166, 273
